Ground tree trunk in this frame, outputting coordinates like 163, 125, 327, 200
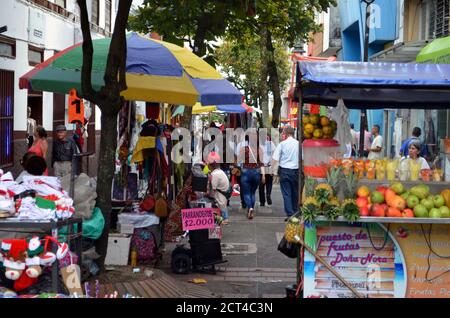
94, 107, 119, 270
259, 24, 270, 128
267, 30, 282, 128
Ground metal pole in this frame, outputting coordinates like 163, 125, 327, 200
359, 0, 375, 158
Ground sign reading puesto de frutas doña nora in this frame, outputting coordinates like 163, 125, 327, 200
181, 208, 215, 231
303, 222, 450, 298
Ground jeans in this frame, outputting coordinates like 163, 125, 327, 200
259, 174, 273, 205
240, 168, 261, 209
279, 167, 299, 217
221, 208, 229, 220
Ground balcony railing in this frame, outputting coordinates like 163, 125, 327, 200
30, 0, 111, 37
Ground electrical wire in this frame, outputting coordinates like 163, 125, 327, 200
420, 224, 450, 283
366, 223, 391, 251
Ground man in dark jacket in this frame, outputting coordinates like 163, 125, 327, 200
52, 125, 79, 178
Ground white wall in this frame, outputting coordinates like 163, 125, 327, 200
0, 0, 113, 134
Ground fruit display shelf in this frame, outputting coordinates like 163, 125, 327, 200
314, 216, 450, 224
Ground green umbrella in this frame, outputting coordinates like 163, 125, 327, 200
416, 36, 450, 63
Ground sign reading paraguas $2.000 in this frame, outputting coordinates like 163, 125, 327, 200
181, 208, 216, 231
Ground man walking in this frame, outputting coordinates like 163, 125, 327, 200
272, 126, 299, 219
368, 125, 383, 160
400, 127, 429, 158
52, 125, 79, 178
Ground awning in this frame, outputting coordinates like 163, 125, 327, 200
297, 61, 450, 109
370, 41, 429, 63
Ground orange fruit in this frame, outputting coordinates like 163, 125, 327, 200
304, 124, 314, 134
302, 115, 311, 125
320, 116, 330, 127
322, 126, 332, 135
313, 129, 323, 139
310, 114, 320, 125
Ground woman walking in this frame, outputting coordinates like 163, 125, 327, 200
238, 130, 265, 219
259, 135, 275, 207
28, 125, 49, 176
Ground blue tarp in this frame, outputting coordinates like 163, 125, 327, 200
299, 61, 450, 87
297, 61, 450, 109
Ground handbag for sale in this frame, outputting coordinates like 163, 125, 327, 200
277, 236, 298, 259
154, 192, 168, 218
139, 193, 155, 212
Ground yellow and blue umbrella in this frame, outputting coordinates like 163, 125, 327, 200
19, 33, 242, 106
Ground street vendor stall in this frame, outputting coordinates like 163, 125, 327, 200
288, 61, 450, 298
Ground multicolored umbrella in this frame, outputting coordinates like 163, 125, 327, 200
19, 33, 242, 106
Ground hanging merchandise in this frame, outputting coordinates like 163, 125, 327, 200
329, 98, 352, 155
146, 102, 160, 120
68, 89, 85, 125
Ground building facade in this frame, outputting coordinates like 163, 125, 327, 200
0, 0, 119, 177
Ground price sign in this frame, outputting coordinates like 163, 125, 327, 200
181, 208, 215, 231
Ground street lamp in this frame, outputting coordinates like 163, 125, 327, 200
359, 0, 375, 158
361, 0, 375, 62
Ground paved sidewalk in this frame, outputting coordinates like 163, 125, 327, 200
158, 184, 297, 298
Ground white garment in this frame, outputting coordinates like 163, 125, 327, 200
350, 129, 358, 146
368, 135, 383, 160
272, 136, 299, 169
210, 168, 230, 210
399, 156, 430, 171
262, 141, 276, 167
343, 143, 353, 159
16, 171, 31, 184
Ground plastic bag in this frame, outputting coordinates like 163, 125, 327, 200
329, 98, 353, 155
277, 237, 298, 259
82, 207, 105, 240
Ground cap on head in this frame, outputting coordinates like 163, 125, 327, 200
207, 151, 221, 164
55, 125, 67, 132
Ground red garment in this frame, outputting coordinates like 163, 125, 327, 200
146, 103, 160, 119
242, 146, 263, 169
28, 139, 48, 176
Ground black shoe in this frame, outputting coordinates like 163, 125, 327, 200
267, 198, 272, 205
260, 203, 265, 207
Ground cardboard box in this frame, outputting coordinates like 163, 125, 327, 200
117, 222, 134, 235
105, 233, 131, 266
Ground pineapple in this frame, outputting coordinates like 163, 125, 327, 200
326, 167, 342, 197
343, 170, 358, 199
323, 198, 342, 221
302, 197, 321, 223
284, 217, 303, 242
342, 199, 360, 223
314, 183, 333, 206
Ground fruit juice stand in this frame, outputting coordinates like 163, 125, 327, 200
289, 61, 450, 298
